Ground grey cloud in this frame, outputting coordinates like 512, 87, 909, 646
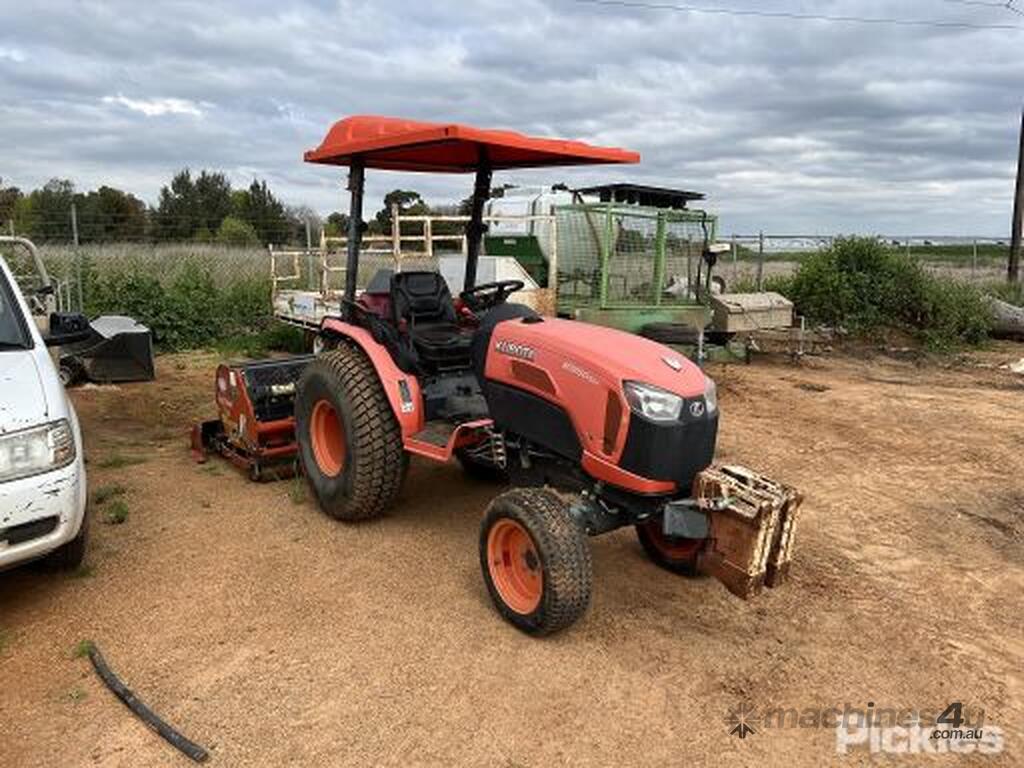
1, 0, 1021, 235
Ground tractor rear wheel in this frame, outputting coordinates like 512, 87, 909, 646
635, 518, 705, 575
479, 488, 591, 636
295, 346, 405, 521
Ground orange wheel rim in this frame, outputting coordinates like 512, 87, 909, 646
644, 519, 703, 561
310, 399, 346, 477
487, 519, 543, 614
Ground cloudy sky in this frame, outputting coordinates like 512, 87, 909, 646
2, 0, 1022, 235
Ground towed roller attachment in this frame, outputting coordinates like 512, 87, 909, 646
189, 356, 315, 481
693, 464, 803, 599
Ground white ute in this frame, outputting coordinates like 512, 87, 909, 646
0, 248, 89, 571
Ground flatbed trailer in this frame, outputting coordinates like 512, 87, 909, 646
272, 210, 557, 332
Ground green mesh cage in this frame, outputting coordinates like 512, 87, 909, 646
554, 204, 716, 312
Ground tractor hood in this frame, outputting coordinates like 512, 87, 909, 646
489, 316, 707, 397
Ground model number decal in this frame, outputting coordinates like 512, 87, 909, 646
561, 361, 598, 384
495, 340, 536, 361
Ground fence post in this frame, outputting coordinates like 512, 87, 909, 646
305, 218, 316, 290
424, 217, 433, 262
972, 239, 978, 279
653, 211, 666, 306
319, 227, 328, 295
549, 216, 558, 294
756, 230, 765, 292
391, 202, 401, 270
599, 204, 613, 308
730, 235, 738, 288
70, 202, 83, 312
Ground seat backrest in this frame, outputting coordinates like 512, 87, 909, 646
391, 271, 457, 326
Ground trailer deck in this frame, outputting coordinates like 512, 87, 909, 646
271, 210, 556, 330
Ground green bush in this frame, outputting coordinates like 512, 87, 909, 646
783, 236, 991, 349
216, 216, 260, 247
83, 259, 284, 352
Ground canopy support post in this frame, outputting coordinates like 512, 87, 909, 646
344, 158, 365, 313
464, 148, 491, 292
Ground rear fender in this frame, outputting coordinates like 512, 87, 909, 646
320, 318, 424, 437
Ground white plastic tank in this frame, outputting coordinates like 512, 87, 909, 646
485, 186, 602, 267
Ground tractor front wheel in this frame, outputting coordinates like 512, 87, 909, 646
479, 489, 591, 636
295, 346, 405, 521
635, 518, 705, 575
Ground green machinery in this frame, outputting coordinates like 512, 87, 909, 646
484, 184, 721, 334
554, 201, 718, 333
483, 186, 798, 362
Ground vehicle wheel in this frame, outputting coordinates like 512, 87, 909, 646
59, 359, 84, 387
635, 517, 705, 575
480, 488, 591, 636
640, 322, 700, 345
294, 345, 405, 521
455, 448, 508, 484
43, 510, 89, 571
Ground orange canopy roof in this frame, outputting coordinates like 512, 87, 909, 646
304, 115, 640, 173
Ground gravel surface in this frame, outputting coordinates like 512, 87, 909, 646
1, 347, 1022, 767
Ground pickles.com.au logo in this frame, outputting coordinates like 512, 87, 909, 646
724, 700, 1005, 755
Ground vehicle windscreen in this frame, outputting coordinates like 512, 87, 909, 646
0, 268, 32, 350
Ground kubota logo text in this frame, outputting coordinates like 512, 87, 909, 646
495, 340, 536, 361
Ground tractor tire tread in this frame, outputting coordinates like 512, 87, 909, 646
480, 488, 592, 636
298, 346, 404, 521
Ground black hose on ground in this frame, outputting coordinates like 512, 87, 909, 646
88, 645, 210, 763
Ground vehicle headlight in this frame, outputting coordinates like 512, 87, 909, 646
0, 419, 76, 483
623, 381, 683, 422
704, 376, 718, 414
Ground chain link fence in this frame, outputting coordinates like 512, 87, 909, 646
2, 205, 1016, 347
722, 234, 1013, 291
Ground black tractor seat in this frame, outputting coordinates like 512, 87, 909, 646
390, 271, 474, 371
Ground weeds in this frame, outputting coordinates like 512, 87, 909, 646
95, 454, 148, 469
72, 639, 95, 658
213, 324, 306, 357
92, 483, 127, 505
983, 280, 1024, 307
104, 499, 129, 525
72, 564, 94, 579
200, 464, 223, 476
81, 256, 290, 352
67, 687, 87, 702
288, 477, 308, 505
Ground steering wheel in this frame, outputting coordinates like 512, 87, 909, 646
460, 279, 525, 313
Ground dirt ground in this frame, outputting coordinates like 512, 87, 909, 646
2, 344, 1022, 767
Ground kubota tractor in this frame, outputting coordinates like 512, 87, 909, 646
295, 116, 799, 635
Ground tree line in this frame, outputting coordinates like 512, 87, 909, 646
0, 172, 318, 246
0, 173, 512, 247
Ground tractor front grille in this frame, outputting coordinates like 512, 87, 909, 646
618, 403, 718, 492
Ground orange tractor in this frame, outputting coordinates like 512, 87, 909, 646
294, 116, 800, 635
